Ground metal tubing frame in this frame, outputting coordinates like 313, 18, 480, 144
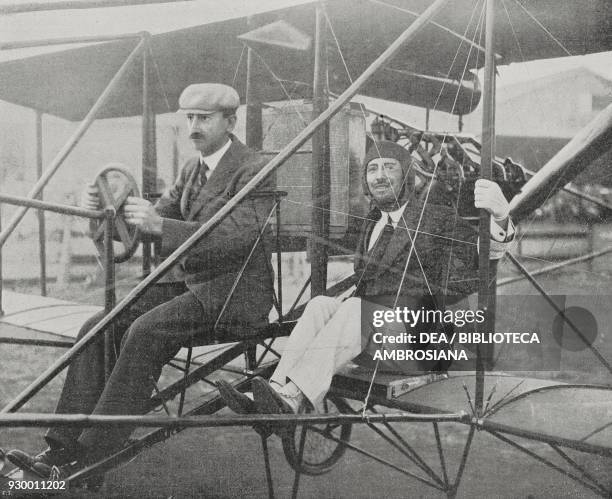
35, 111, 47, 296
0, 0, 192, 15
485, 430, 611, 497
245, 191, 286, 319
213, 202, 277, 330
448, 425, 475, 498
245, 15, 264, 150
0, 411, 467, 429
145, 343, 246, 412
287, 276, 311, 318
510, 103, 612, 222
549, 443, 611, 493
103, 209, 117, 381
0, 32, 145, 50
498, 244, 612, 287
25, 345, 275, 485
480, 419, 612, 458
0, 198, 3, 315
66, 366, 272, 483
291, 425, 308, 499
366, 420, 445, 486
275, 198, 283, 318
522, 167, 612, 213
0, 193, 104, 219
475, 0, 497, 415
381, 420, 445, 486
0, 337, 73, 348
336, 401, 446, 487
260, 436, 275, 499
505, 252, 612, 374
433, 422, 450, 488
0, 36, 146, 248
177, 346, 192, 416
310, 2, 331, 297
142, 34, 157, 276
305, 423, 445, 491
66, 365, 265, 485
2, 0, 452, 414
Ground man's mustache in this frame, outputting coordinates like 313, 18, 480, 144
372, 181, 391, 187
190, 132, 204, 140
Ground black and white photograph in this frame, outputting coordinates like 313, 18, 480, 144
0, 0, 611, 497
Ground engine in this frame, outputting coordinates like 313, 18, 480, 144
369, 116, 527, 220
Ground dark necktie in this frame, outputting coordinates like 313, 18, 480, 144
187, 161, 208, 213
356, 215, 395, 293
368, 214, 395, 260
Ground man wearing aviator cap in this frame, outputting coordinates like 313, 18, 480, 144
7, 83, 275, 478
219, 140, 514, 415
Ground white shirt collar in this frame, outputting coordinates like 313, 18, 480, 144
199, 138, 232, 176
367, 202, 409, 251
380, 201, 409, 227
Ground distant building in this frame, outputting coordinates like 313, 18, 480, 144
463, 66, 612, 184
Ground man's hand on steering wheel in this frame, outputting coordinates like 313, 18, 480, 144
81, 183, 101, 210
123, 196, 163, 236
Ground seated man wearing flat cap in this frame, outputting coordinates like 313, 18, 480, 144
7, 83, 275, 478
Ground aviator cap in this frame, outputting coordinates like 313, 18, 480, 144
178, 83, 240, 114
362, 140, 415, 201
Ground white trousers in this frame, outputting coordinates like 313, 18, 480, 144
270, 296, 363, 409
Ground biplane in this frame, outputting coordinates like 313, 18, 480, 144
0, 0, 611, 497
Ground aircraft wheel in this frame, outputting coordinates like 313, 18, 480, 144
282, 395, 352, 475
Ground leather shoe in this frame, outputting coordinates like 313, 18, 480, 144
6, 448, 80, 480
252, 377, 298, 415
7, 447, 77, 470
217, 380, 256, 414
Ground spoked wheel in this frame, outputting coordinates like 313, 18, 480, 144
89, 164, 140, 263
282, 395, 352, 475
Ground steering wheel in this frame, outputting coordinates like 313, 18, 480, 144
89, 164, 141, 263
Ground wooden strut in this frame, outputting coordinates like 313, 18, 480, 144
0, 193, 104, 219
0, 411, 467, 428
2, 0, 452, 414
498, 244, 612, 287
310, 2, 331, 297
0, 32, 144, 50
475, 0, 497, 415
141, 34, 157, 276
510, 103, 612, 222
0, 0, 193, 15
35, 111, 47, 297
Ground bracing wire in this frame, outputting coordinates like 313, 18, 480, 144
248, 45, 309, 127
442, 0, 487, 299
367, 0, 488, 57
512, 0, 572, 56
324, 0, 487, 410
232, 44, 246, 88
499, 0, 582, 256
324, 6, 451, 300
400, 0, 487, 305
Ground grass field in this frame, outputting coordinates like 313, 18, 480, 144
1, 232, 612, 497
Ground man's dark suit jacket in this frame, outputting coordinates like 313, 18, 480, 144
353, 200, 481, 371
354, 200, 480, 308
155, 136, 275, 331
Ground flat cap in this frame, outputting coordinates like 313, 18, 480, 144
178, 83, 240, 114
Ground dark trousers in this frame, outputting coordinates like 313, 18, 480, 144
46, 282, 214, 461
